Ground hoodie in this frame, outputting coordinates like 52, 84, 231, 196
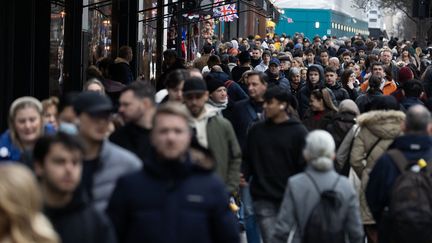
298, 64, 337, 118
244, 118, 308, 202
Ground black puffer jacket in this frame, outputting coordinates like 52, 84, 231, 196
44, 192, 117, 243
327, 82, 350, 105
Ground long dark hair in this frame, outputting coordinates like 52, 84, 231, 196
311, 88, 338, 112
340, 69, 354, 90
368, 75, 382, 94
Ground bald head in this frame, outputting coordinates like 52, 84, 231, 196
405, 105, 431, 134
329, 57, 340, 69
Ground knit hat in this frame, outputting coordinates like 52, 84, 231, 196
206, 77, 225, 94
183, 77, 207, 94
237, 51, 251, 63
398, 67, 414, 84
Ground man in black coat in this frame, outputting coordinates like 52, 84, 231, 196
34, 132, 116, 243
111, 46, 134, 85
229, 71, 268, 149
107, 102, 239, 243
243, 87, 308, 243
109, 81, 155, 162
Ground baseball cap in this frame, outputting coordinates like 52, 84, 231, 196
269, 58, 281, 66
183, 77, 208, 95
73, 91, 113, 117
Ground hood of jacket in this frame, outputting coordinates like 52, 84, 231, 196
356, 110, 405, 139
306, 64, 325, 90
338, 99, 360, 115
114, 57, 129, 65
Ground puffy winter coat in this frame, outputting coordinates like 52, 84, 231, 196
349, 110, 405, 224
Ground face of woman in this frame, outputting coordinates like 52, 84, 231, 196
43, 105, 58, 129
87, 83, 104, 93
309, 95, 325, 112
14, 107, 42, 147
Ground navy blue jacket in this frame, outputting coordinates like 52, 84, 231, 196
106, 149, 239, 243
228, 98, 263, 150
366, 135, 432, 224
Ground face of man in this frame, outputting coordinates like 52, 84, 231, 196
35, 143, 82, 194
247, 75, 267, 101
79, 113, 111, 142
329, 58, 340, 69
118, 90, 146, 123
151, 114, 191, 160
380, 51, 392, 65
262, 54, 271, 64
269, 63, 280, 76
325, 72, 338, 86
343, 55, 351, 64
280, 60, 291, 71
252, 50, 261, 60
306, 53, 315, 63
308, 70, 320, 84
372, 65, 385, 78
183, 92, 208, 118
255, 41, 262, 48
167, 81, 184, 102
264, 98, 285, 120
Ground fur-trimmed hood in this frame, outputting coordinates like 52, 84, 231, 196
114, 57, 129, 65
356, 110, 405, 139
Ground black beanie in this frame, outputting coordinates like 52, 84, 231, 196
206, 76, 225, 94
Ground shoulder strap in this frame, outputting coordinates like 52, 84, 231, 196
306, 172, 321, 194
387, 149, 410, 173
306, 172, 341, 194
365, 137, 382, 161
224, 80, 234, 89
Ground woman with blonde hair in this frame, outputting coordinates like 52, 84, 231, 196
83, 78, 106, 95
0, 97, 55, 165
0, 163, 59, 243
41, 97, 59, 130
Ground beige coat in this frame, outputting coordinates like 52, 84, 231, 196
349, 110, 405, 224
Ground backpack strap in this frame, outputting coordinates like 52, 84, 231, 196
364, 137, 382, 163
387, 149, 410, 173
305, 172, 341, 194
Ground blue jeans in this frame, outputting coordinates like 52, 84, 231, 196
241, 185, 261, 243
253, 200, 280, 243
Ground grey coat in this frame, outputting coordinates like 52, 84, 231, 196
93, 139, 142, 212
272, 167, 364, 243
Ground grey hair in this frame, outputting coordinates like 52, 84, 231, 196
303, 130, 335, 171
289, 67, 300, 78
405, 105, 431, 134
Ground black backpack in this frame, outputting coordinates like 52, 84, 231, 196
301, 173, 345, 243
386, 149, 432, 243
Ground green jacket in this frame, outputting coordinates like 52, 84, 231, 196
206, 115, 242, 193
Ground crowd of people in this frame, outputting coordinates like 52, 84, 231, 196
1, 32, 432, 243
